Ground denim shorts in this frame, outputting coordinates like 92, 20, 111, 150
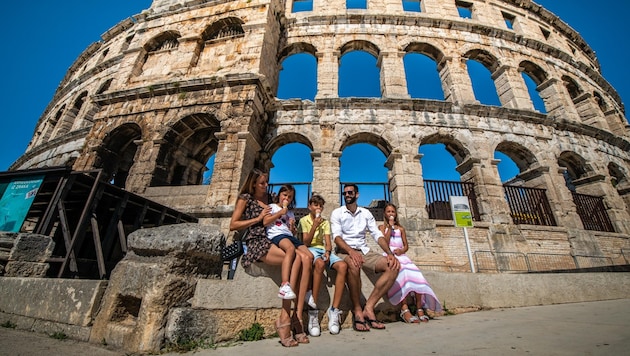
270, 234, 304, 247
308, 247, 343, 268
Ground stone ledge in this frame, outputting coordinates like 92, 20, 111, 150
0, 277, 107, 326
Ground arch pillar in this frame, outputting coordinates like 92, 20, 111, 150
379, 51, 410, 99
493, 65, 533, 110
458, 157, 511, 223
315, 51, 338, 99
386, 151, 425, 220
440, 57, 477, 104
204, 131, 264, 208
528, 164, 582, 229
538, 78, 580, 121
125, 139, 161, 194
311, 150, 341, 212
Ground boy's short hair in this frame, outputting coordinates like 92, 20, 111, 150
309, 194, 326, 206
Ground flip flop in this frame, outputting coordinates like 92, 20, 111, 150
365, 318, 386, 330
352, 315, 370, 332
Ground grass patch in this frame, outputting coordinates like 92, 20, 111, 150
1, 321, 16, 329
238, 322, 264, 342
50, 332, 68, 340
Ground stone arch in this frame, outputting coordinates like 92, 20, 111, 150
152, 113, 221, 186
339, 40, 380, 58
202, 17, 245, 41
278, 42, 318, 63
55, 91, 88, 137
561, 75, 583, 100
277, 42, 318, 100
593, 91, 608, 113
463, 48, 501, 73
96, 123, 143, 188
96, 79, 113, 95
557, 151, 592, 191
41, 105, 65, 143
495, 141, 539, 175
403, 42, 445, 64
132, 30, 182, 77
264, 133, 314, 159
519, 60, 549, 113
403, 42, 445, 100
608, 161, 628, 189
340, 132, 392, 158
421, 133, 470, 167
192, 17, 245, 68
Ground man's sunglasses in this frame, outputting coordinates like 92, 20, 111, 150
342, 191, 355, 196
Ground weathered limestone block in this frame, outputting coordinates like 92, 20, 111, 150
4, 233, 55, 277
89, 223, 224, 353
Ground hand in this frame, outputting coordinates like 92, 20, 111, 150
348, 249, 364, 269
259, 206, 271, 222
386, 254, 399, 271
393, 248, 403, 256
323, 251, 330, 262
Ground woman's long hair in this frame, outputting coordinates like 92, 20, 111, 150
238, 168, 268, 196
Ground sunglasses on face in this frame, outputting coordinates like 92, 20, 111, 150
343, 191, 355, 196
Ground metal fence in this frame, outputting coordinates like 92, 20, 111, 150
424, 180, 480, 221
503, 185, 556, 226
571, 192, 615, 232
473, 251, 622, 273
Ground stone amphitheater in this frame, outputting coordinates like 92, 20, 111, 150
12, 0, 629, 270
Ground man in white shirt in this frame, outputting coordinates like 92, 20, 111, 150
330, 184, 400, 331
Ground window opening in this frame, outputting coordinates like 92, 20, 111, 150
502, 12, 515, 30
419, 144, 460, 181
521, 72, 546, 113
292, 0, 313, 12
347, 0, 367, 10
456, 1, 473, 19
269, 143, 313, 208
494, 151, 520, 183
466, 59, 501, 106
339, 51, 381, 98
404, 53, 444, 100
540, 27, 550, 40
403, 0, 421, 12
203, 154, 215, 185
340, 143, 388, 207
277, 53, 317, 100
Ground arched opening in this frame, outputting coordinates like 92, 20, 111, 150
404, 52, 444, 100
96, 124, 142, 188
339, 44, 381, 98
277, 52, 317, 100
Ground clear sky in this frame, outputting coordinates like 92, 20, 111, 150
1, 1, 628, 205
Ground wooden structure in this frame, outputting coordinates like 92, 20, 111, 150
0, 167, 197, 279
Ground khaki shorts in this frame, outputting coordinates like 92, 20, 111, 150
335, 249, 384, 273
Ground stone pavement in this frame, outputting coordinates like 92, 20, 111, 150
2, 298, 629, 355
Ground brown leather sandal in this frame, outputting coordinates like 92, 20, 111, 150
275, 320, 298, 347
291, 316, 310, 344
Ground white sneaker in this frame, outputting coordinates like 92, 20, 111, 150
278, 283, 296, 300
306, 290, 317, 309
307, 309, 320, 336
327, 307, 342, 334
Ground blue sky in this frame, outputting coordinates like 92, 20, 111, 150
0, 1, 627, 206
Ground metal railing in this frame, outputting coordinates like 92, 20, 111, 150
571, 192, 615, 232
424, 179, 480, 221
474, 251, 622, 273
503, 185, 556, 226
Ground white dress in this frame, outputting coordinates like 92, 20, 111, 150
385, 227, 442, 312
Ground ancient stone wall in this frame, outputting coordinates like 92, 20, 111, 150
10, 0, 630, 268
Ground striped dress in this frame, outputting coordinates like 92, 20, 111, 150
385, 227, 442, 312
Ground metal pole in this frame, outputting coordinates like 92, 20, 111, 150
463, 227, 476, 273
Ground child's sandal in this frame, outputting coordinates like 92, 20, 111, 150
417, 310, 430, 323
400, 309, 420, 323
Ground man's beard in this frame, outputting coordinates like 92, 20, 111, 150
344, 195, 357, 205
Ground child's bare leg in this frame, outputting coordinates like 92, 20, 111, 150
278, 239, 296, 284
331, 260, 347, 309
312, 258, 326, 305
295, 246, 313, 317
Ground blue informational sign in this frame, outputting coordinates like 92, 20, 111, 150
0, 175, 44, 232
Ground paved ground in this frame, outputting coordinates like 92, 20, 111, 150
1, 298, 629, 355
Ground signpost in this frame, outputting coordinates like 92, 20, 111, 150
450, 196, 476, 273
0, 175, 43, 232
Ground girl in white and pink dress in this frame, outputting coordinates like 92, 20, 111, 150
379, 203, 442, 323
